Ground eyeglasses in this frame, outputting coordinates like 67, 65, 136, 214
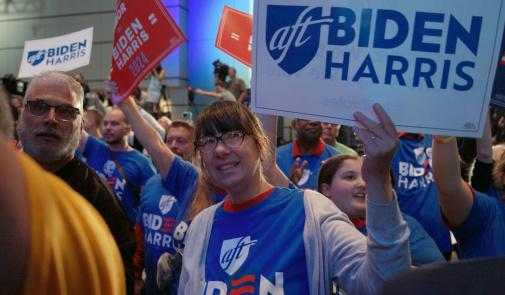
166, 136, 189, 146
25, 100, 81, 122
196, 130, 247, 154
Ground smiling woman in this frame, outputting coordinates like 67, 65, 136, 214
178, 102, 411, 295
318, 154, 445, 267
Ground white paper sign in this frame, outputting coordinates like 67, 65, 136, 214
18, 27, 94, 78
252, 0, 505, 137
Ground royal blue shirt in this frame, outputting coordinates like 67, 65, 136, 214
82, 136, 155, 223
391, 135, 452, 254
276, 140, 338, 190
204, 187, 309, 294
138, 157, 199, 295
454, 190, 505, 258
355, 213, 444, 266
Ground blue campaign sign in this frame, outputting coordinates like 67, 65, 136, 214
252, 0, 505, 137
491, 28, 505, 109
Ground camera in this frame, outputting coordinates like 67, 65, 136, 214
1, 74, 27, 96
182, 111, 193, 122
212, 59, 229, 83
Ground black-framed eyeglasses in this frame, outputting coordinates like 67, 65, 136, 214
25, 100, 81, 122
195, 130, 247, 154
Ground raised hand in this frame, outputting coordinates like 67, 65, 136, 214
289, 157, 308, 185
353, 104, 399, 200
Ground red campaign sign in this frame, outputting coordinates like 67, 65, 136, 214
110, 0, 186, 104
215, 6, 252, 67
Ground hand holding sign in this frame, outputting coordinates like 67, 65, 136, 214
110, 0, 186, 104
353, 103, 398, 201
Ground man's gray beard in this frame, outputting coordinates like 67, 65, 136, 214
21, 131, 80, 164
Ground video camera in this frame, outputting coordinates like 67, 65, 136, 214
1, 74, 27, 96
212, 59, 229, 83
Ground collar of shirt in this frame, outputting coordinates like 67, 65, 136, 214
350, 217, 367, 229
223, 187, 275, 213
397, 132, 425, 140
292, 139, 325, 158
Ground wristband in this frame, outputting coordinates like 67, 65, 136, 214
433, 136, 456, 144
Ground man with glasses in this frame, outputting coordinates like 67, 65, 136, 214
16, 71, 136, 295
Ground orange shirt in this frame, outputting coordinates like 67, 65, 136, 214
17, 152, 125, 295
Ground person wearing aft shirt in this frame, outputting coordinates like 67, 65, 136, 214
178, 102, 410, 295
318, 154, 444, 267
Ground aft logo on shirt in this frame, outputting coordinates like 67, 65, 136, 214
220, 236, 257, 275
103, 160, 116, 178
159, 194, 176, 214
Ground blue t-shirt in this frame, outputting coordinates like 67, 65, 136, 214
391, 135, 452, 254
355, 213, 444, 266
204, 188, 309, 294
82, 136, 155, 223
138, 157, 199, 295
454, 191, 505, 258
276, 142, 338, 190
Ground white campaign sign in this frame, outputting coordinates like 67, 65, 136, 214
18, 27, 94, 78
252, 0, 505, 137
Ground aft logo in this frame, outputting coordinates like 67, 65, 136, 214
159, 194, 176, 214
220, 236, 257, 275
266, 6, 332, 75
27, 50, 46, 66
103, 160, 117, 178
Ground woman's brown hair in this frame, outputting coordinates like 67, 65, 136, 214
189, 101, 270, 219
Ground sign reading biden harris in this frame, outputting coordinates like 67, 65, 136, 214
110, 0, 186, 104
253, 0, 505, 137
18, 28, 93, 78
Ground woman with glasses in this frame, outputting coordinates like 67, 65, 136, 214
178, 101, 410, 295
113, 94, 287, 294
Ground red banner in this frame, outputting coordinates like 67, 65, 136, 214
215, 6, 252, 67
110, 0, 186, 104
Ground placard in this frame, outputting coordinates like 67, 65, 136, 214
491, 28, 505, 110
18, 27, 93, 78
253, 0, 505, 137
216, 6, 253, 67
111, 0, 186, 104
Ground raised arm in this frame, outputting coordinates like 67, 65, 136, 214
472, 111, 494, 192
324, 104, 410, 294
432, 135, 474, 227
353, 104, 398, 202
118, 96, 175, 178
477, 112, 493, 164
194, 89, 221, 99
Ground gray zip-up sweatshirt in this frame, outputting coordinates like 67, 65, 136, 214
178, 189, 411, 295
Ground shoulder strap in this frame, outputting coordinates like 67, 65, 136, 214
108, 149, 141, 202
